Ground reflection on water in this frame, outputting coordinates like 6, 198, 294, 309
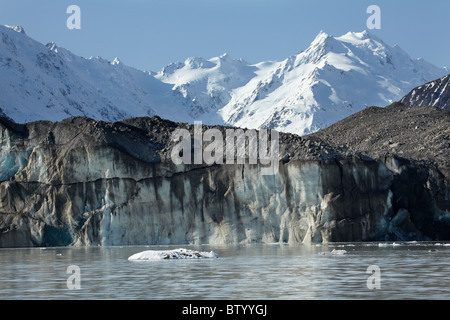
0, 242, 449, 299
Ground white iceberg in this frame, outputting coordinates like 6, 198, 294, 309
378, 242, 402, 247
330, 249, 347, 255
318, 249, 347, 256
128, 248, 219, 261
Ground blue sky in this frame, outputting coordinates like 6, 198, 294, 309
0, 0, 449, 72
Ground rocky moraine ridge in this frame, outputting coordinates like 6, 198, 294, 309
0, 103, 449, 247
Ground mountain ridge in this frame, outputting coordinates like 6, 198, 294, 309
400, 74, 450, 110
0, 25, 447, 135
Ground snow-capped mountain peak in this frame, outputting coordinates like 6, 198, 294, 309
0, 24, 191, 123
311, 30, 332, 44
183, 56, 215, 69
4, 25, 25, 34
337, 30, 374, 43
214, 30, 447, 134
0, 25, 447, 135
112, 57, 121, 65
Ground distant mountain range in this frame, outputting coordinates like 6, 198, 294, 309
0, 25, 447, 135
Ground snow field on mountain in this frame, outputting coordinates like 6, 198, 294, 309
0, 25, 447, 135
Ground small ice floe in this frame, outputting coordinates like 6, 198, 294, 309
378, 242, 401, 247
128, 248, 219, 261
362, 243, 379, 247
330, 249, 347, 255
319, 249, 347, 256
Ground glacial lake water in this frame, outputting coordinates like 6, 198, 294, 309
0, 242, 449, 300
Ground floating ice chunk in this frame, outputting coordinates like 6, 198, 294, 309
319, 249, 347, 256
330, 249, 347, 255
362, 243, 379, 246
378, 242, 402, 247
128, 248, 219, 261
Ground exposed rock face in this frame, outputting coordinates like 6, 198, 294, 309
400, 74, 450, 111
0, 105, 449, 247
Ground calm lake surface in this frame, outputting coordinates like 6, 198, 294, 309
0, 242, 449, 300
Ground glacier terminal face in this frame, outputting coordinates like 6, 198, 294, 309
0, 112, 448, 247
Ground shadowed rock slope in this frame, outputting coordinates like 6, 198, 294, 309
400, 74, 450, 111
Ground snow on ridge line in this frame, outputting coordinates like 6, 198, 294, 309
128, 248, 219, 260
4, 25, 25, 34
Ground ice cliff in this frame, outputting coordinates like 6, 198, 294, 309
0, 105, 449, 247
